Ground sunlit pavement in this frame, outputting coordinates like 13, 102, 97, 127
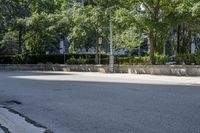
0, 71, 200, 133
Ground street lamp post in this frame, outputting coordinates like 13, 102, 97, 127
109, 10, 114, 73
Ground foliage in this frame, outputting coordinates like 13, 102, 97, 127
155, 54, 168, 65
113, 26, 144, 50
115, 55, 168, 65
175, 54, 199, 65
0, 31, 19, 54
1, 0, 200, 65
0, 54, 170, 65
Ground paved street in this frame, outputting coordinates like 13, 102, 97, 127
0, 71, 200, 133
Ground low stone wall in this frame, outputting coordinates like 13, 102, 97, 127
114, 65, 200, 76
0, 64, 200, 76
0, 64, 110, 73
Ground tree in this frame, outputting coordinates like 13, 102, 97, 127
0, 0, 33, 53
1, 0, 200, 60
115, 0, 183, 64
19, 0, 70, 54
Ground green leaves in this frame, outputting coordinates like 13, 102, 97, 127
192, 2, 200, 17
113, 27, 144, 50
1, 0, 200, 56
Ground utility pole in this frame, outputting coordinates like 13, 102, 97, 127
109, 10, 114, 73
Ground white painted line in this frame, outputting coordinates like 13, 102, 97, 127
0, 107, 45, 133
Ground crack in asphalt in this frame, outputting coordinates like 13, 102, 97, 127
5, 100, 22, 105
0, 124, 11, 133
0, 106, 53, 133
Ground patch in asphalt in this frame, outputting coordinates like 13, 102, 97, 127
0, 106, 53, 133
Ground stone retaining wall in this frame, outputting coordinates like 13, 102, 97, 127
0, 64, 200, 76
114, 65, 200, 76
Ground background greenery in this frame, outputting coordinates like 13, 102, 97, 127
1, 0, 200, 65
1, 51, 200, 65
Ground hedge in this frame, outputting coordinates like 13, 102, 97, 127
175, 53, 200, 65
0, 54, 109, 64
1, 53, 199, 65
0, 54, 170, 65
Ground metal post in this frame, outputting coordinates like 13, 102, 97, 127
109, 10, 114, 73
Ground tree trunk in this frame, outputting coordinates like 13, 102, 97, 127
188, 30, 192, 54
95, 33, 99, 64
18, 29, 23, 54
148, 31, 155, 64
177, 25, 181, 54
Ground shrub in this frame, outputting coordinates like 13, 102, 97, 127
2, 54, 195, 65
134, 57, 149, 65
175, 54, 196, 65
196, 50, 200, 65
0, 54, 109, 64
115, 56, 150, 65
0, 55, 13, 64
66, 57, 88, 65
115, 57, 133, 65
155, 54, 168, 65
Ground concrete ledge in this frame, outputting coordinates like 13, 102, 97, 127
115, 65, 200, 76
0, 64, 110, 73
0, 64, 200, 76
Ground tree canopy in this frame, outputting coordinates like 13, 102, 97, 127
1, 0, 200, 64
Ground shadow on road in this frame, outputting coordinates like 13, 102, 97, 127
0, 72, 200, 133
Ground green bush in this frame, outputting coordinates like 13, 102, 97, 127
115, 56, 148, 65
0, 54, 109, 64
3, 53, 199, 65
155, 54, 168, 65
115, 57, 133, 65
0, 55, 13, 64
175, 54, 196, 65
196, 50, 200, 65
134, 57, 149, 65
66, 57, 88, 65
115, 55, 168, 65
99, 58, 109, 64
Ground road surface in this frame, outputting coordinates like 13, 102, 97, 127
0, 71, 200, 133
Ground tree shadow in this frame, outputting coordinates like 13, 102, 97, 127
1, 72, 200, 133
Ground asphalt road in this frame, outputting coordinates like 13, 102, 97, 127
0, 71, 200, 133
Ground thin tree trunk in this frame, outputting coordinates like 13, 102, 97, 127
18, 28, 23, 54
154, 33, 157, 53
95, 33, 99, 64
148, 31, 155, 64
188, 29, 192, 54
177, 25, 181, 54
